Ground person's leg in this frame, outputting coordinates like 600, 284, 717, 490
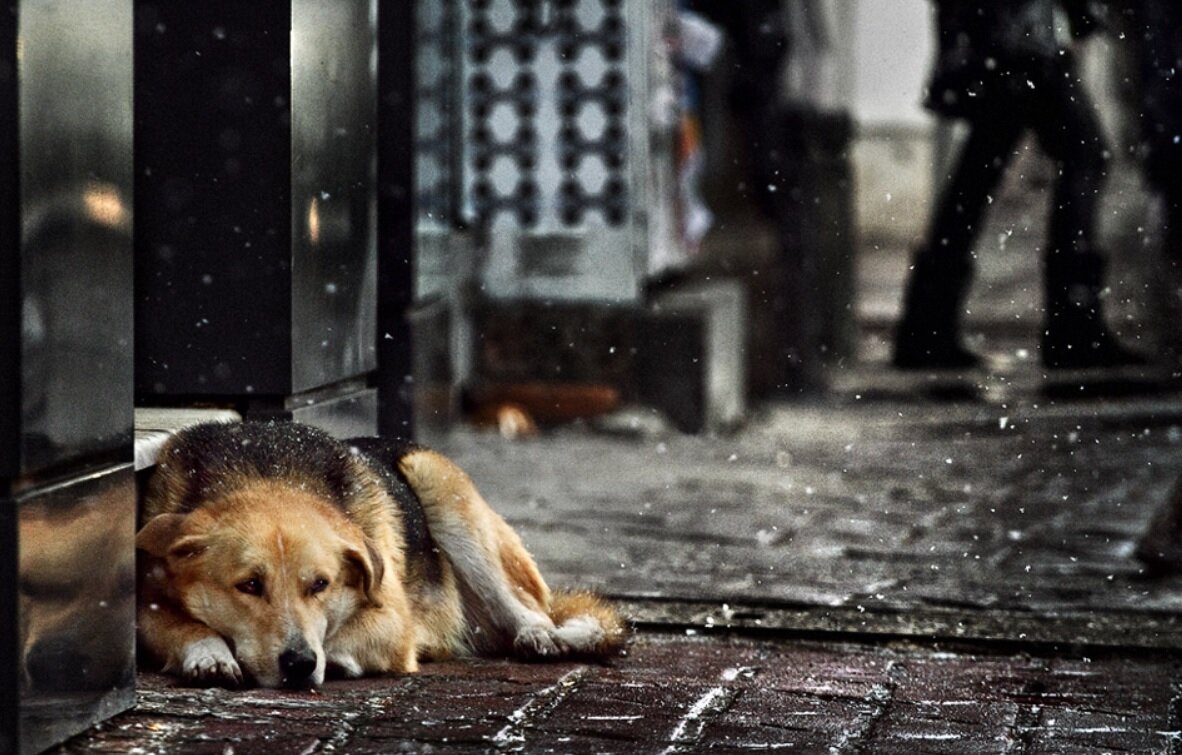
894, 113, 1024, 368
1029, 64, 1146, 368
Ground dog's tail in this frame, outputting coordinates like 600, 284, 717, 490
548, 590, 629, 658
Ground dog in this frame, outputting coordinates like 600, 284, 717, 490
135, 420, 626, 689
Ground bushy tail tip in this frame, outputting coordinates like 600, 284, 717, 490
548, 590, 629, 658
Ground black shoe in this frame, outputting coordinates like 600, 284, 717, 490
893, 336, 982, 370
1041, 328, 1149, 369
1135, 478, 1182, 576
1042, 251, 1150, 369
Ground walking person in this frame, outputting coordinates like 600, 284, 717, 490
1133, 0, 1182, 264
895, 0, 1145, 370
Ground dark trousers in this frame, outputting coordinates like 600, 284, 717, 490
927, 63, 1108, 266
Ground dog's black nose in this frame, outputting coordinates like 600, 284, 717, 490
278, 649, 317, 688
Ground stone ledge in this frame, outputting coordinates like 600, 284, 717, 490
469, 278, 749, 434
133, 408, 240, 471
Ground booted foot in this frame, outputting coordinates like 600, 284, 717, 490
893, 338, 982, 370
1041, 330, 1149, 370
1135, 478, 1182, 576
893, 248, 978, 370
1042, 251, 1150, 370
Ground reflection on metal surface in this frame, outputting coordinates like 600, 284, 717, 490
12, 0, 134, 475
18, 471, 136, 694
307, 195, 322, 246
14, 465, 136, 755
1, 0, 135, 751
82, 183, 131, 230
290, 0, 378, 393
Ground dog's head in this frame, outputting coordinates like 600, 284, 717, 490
136, 482, 384, 689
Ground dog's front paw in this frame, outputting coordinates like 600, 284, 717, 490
326, 652, 364, 679
513, 624, 563, 658
179, 637, 243, 687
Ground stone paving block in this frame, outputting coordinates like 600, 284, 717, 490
1029, 708, 1178, 754
508, 732, 632, 754
753, 645, 895, 696
890, 655, 1049, 705
57, 635, 1182, 754
710, 688, 879, 749
869, 702, 1019, 754
607, 632, 767, 685
544, 680, 721, 744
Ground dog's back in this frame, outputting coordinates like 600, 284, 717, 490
146, 421, 366, 518
148, 422, 447, 586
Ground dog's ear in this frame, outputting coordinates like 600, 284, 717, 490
136, 514, 208, 561
343, 536, 385, 607
136, 514, 187, 556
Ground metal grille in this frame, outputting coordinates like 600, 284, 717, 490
464, 0, 630, 232
417, 0, 671, 302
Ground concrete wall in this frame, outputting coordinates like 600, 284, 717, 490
844, 0, 935, 247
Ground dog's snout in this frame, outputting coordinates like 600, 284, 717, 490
278, 648, 317, 689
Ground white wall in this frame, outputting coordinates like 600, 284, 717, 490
848, 0, 933, 127
845, 0, 937, 244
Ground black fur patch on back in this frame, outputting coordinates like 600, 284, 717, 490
160, 421, 356, 513
344, 437, 444, 586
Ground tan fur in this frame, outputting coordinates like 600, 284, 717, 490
137, 425, 627, 689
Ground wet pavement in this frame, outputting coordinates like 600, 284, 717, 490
55, 159, 1182, 752
60, 633, 1182, 753
433, 380, 1182, 647
57, 369, 1182, 754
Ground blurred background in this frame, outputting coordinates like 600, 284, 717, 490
410, 0, 1175, 435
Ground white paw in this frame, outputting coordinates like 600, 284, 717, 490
180, 637, 242, 686
513, 623, 563, 658
326, 652, 364, 678
553, 616, 604, 652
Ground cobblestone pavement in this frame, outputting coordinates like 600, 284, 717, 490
60, 633, 1182, 754
404, 158, 1182, 650
432, 384, 1182, 648
59, 379, 1182, 753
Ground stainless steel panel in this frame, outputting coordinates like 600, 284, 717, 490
13, 464, 136, 755
15, 0, 134, 474
290, 0, 378, 393
135, 0, 378, 400
288, 387, 379, 439
1, 2, 19, 478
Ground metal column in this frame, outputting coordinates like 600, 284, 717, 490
135, 0, 382, 437
0, 1, 137, 751
377, 0, 418, 436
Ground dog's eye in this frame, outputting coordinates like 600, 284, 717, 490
309, 577, 330, 595
236, 578, 264, 596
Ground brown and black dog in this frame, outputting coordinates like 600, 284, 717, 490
135, 421, 626, 689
